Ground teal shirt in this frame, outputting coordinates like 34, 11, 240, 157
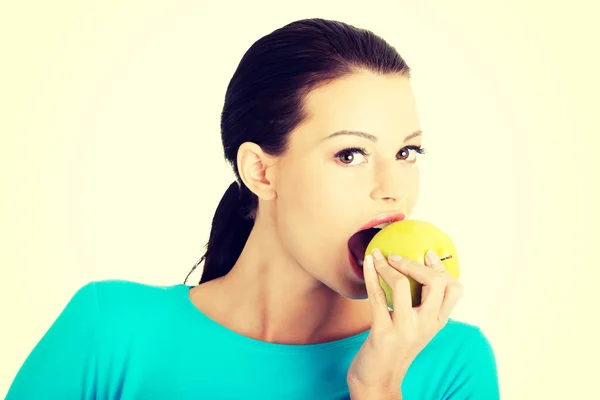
7, 280, 500, 399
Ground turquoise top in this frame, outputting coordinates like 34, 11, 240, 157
7, 280, 500, 399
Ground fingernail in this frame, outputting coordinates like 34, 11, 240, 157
426, 249, 440, 264
364, 255, 375, 269
388, 253, 402, 262
372, 248, 384, 260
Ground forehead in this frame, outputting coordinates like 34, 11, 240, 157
300, 71, 420, 136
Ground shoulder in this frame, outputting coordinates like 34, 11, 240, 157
432, 319, 498, 379
438, 318, 495, 353
70, 279, 182, 305
410, 318, 498, 374
86, 278, 183, 302
436, 318, 489, 342
68, 279, 187, 329
402, 319, 500, 398
424, 318, 496, 361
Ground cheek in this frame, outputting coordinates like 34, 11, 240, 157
274, 167, 351, 264
278, 159, 345, 214
404, 166, 421, 214
272, 160, 421, 270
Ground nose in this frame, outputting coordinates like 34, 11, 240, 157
370, 161, 408, 204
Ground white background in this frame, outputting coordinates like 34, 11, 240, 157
1, 1, 598, 398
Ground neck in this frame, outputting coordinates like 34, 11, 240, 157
191, 213, 372, 345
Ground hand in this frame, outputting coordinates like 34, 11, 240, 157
347, 248, 464, 399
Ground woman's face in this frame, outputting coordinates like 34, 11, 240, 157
271, 70, 423, 299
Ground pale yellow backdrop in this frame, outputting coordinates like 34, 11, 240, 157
1, 0, 598, 398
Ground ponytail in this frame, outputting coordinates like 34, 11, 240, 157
183, 18, 411, 284
185, 181, 255, 284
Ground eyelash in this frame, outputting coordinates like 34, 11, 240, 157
334, 145, 427, 164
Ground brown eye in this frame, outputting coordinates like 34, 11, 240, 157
335, 148, 369, 165
397, 145, 426, 162
340, 152, 355, 164
398, 148, 409, 160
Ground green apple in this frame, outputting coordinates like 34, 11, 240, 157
364, 219, 460, 309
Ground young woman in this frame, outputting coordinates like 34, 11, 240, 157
7, 18, 500, 399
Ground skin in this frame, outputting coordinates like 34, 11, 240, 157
347, 250, 463, 397
190, 70, 463, 396
190, 70, 421, 341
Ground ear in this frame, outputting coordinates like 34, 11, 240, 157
236, 142, 278, 201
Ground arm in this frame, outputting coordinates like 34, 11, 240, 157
5, 282, 101, 399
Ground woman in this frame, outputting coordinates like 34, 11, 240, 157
7, 18, 499, 399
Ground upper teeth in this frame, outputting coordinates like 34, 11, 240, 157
373, 222, 392, 229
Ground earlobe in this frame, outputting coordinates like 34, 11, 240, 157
237, 142, 277, 201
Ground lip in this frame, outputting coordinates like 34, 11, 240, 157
347, 212, 406, 279
357, 212, 406, 232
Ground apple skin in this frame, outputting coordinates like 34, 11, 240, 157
364, 219, 460, 309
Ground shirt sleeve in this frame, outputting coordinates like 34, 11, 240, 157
443, 327, 501, 399
6, 282, 101, 399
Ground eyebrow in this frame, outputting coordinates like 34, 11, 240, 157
323, 130, 422, 143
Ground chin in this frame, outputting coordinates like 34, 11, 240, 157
337, 282, 370, 301
313, 264, 368, 301
333, 267, 370, 300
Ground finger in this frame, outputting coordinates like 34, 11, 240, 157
363, 254, 393, 326
388, 254, 446, 316
390, 254, 439, 285
421, 249, 445, 305
371, 249, 412, 322
424, 250, 463, 320
425, 249, 450, 274
438, 281, 464, 323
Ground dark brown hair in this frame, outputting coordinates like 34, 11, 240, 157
185, 18, 410, 284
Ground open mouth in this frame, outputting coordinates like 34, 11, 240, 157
347, 222, 393, 267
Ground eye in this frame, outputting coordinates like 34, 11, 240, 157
334, 147, 369, 166
397, 145, 427, 162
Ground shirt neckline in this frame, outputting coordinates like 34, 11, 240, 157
176, 283, 371, 354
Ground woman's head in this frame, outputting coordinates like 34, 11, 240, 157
188, 18, 423, 298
